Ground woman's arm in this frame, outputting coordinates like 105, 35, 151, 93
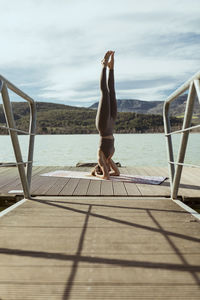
108, 159, 120, 176
96, 150, 110, 179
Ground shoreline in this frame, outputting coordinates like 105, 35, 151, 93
0, 131, 200, 136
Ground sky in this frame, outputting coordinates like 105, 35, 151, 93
0, 0, 200, 107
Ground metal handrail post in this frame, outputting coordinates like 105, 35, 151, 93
163, 101, 175, 194
27, 101, 37, 189
194, 80, 200, 104
0, 74, 36, 104
163, 71, 200, 199
171, 82, 196, 199
1, 82, 30, 198
0, 74, 37, 199
0, 80, 3, 93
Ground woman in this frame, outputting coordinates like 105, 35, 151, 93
91, 50, 120, 179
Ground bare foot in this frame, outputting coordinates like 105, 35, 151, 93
101, 51, 112, 67
108, 51, 115, 69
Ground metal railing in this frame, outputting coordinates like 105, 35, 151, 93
163, 71, 200, 199
0, 75, 36, 199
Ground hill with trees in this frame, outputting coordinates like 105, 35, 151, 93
0, 100, 188, 134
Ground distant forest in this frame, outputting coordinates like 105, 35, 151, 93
0, 101, 184, 134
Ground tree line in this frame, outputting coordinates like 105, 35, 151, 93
0, 102, 183, 134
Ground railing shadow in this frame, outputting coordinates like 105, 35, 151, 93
1, 197, 200, 299
32, 198, 200, 243
161, 181, 200, 190
44, 199, 189, 214
147, 210, 200, 286
63, 204, 91, 299
1, 246, 200, 271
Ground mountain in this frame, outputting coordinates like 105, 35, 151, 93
90, 98, 164, 114
89, 94, 200, 118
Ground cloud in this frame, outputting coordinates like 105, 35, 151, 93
0, 0, 200, 106
116, 76, 174, 90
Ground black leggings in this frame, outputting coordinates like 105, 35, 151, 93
96, 67, 117, 136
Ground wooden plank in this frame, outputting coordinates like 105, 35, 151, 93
124, 182, 142, 196
0, 166, 43, 193
59, 178, 80, 196
141, 166, 168, 177
0, 197, 200, 300
45, 177, 70, 196
31, 166, 45, 175
0, 166, 14, 174
113, 181, 127, 196
0, 281, 199, 300
87, 179, 101, 196
182, 167, 200, 181
0, 167, 40, 194
0, 166, 199, 198
101, 180, 113, 196
73, 179, 90, 196
179, 170, 200, 198
188, 168, 200, 178
141, 166, 200, 198
155, 166, 200, 198
119, 167, 128, 174
120, 167, 141, 196
136, 183, 170, 197
128, 166, 169, 199
30, 167, 58, 194
43, 166, 72, 195
87, 167, 127, 196
0, 168, 19, 189
127, 167, 170, 197
167, 167, 200, 198
33, 177, 61, 196
122, 166, 141, 175
32, 166, 60, 194
127, 166, 151, 176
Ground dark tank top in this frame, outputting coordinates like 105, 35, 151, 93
99, 137, 115, 159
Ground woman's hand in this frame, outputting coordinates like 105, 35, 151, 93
95, 172, 110, 180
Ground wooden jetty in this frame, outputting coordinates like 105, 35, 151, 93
0, 166, 200, 299
0, 165, 200, 198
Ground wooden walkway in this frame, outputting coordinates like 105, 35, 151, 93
0, 165, 200, 198
0, 196, 200, 299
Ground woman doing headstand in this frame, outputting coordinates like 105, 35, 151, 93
91, 51, 120, 179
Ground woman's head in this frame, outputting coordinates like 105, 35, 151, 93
91, 164, 103, 176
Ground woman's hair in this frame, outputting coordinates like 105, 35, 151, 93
91, 164, 103, 176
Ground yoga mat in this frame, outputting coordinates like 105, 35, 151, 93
41, 170, 167, 185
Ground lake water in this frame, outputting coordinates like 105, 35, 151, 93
0, 133, 199, 167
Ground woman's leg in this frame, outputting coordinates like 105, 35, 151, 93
96, 61, 111, 135
108, 68, 117, 120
